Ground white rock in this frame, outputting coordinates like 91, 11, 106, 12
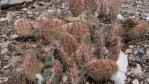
36, 74, 43, 84
62, 75, 68, 83
0, 18, 7, 22
125, 49, 133, 54
126, 72, 131, 75
117, 14, 124, 20
0, 77, 8, 83
0, 12, 15, 22
10, 34, 19, 39
146, 49, 149, 56
1, 0, 32, 5
111, 71, 127, 84
57, 9, 62, 15
94, 11, 99, 17
105, 47, 109, 55
22, 8, 28, 11
47, 9, 55, 14
0, 41, 11, 49
1, 48, 8, 55
128, 45, 134, 48
145, 78, 149, 82
129, 16, 136, 19
132, 64, 142, 75
146, 16, 149, 21
132, 79, 139, 84
111, 51, 128, 84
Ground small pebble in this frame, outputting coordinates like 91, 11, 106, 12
117, 14, 124, 20
0, 41, 11, 49
132, 64, 142, 75
1, 48, 8, 55
125, 49, 133, 54
127, 72, 131, 75
132, 79, 139, 84
10, 34, 19, 39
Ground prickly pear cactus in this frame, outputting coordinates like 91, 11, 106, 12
14, 19, 34, 37
13, 1, 149, 84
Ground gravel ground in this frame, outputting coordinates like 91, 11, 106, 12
0, 0, 149, 84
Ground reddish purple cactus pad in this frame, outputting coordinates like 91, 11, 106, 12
128, 21, 149, 40
23, 53, 43, 81
14, 19, 34, 37
85, 59, 117, 81
107, 37, 122, 61
46, 61, 62, 84
76, 43, 90, 65
41, 18, 64, 40
59, 33, 78, 57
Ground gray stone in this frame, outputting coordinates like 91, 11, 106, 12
0, 41, 11, 49
10, 34, 19, 39
131, 64, 142, 75
1, 0, 32, 5
1, 48, 8, 55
